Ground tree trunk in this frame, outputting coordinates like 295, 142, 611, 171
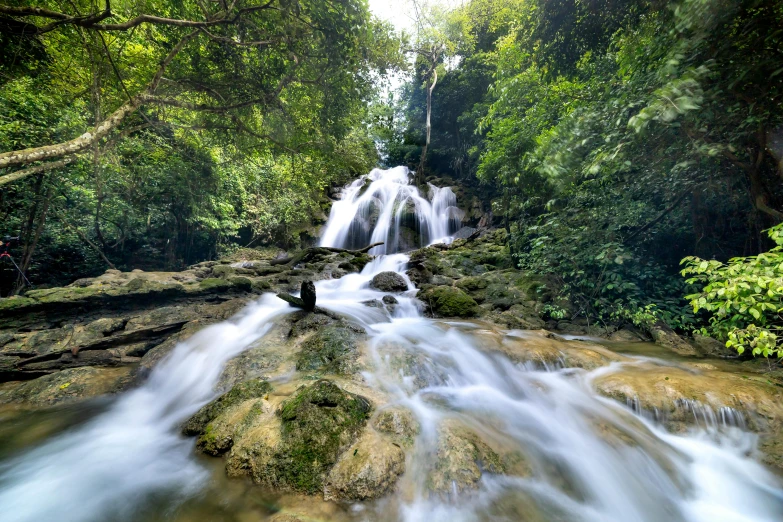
14, 180, 53, 293
417, 67, 438, 183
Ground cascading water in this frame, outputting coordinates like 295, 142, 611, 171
319, 166, 463, 254
0, 167, 781, 522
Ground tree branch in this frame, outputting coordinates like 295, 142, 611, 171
0, 157, 78, 186
0, 1, 278, 34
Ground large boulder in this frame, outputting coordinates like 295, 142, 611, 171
419, 286, 479, 317
224, 380, 372, 495
370, 271, 408, 292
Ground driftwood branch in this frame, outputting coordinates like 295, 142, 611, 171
270, 242, 384, 266
321, 242, 384, 254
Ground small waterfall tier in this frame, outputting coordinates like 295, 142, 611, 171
319, 166, 464, 255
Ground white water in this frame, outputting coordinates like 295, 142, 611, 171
0, 167, 782, 521
319, 166, 463, 254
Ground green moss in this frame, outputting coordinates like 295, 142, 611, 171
228, 276, 252, 290
198, 278, 232, 292
421, 286, 480, 317
350, 253, 372, 271
199, 424, 220, 454
183, 378, 272, 435
0, 297, 37, 311
266, 380, 371, 494
455, 276, 489, 292
295, 324, 360, 374
212, 265, 235, 278
251, 279, 272, 292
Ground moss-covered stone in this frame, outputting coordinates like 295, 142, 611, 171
350, 253, 372, 271
295, 323, 362, 375
198, 277, 232, 292
251, 278, 272, 292
228, 276, 252, 290
257, 380, 372, 494
183, 378, 272, 435
211, 265, 236, 278
420, 286, 480, 317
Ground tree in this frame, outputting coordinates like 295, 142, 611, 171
0, 0, 391, 185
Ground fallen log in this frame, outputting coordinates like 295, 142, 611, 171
270, 242, 384, 266
321, 241, 384, 254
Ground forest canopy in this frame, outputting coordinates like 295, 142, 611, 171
383, 0, 783, 341
0, 0, 402, 292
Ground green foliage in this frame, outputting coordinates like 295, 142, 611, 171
682, 225, 783, 358
384, 0, 782, 332
0, 0, 402, 293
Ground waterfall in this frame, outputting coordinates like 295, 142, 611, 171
0, 167, 781, 522
319, 166, 463, 255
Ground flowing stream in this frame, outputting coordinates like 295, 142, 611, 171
1, 167, 782, 521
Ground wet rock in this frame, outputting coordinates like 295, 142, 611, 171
691, 334, 732, 357
593, 363, 783, 432
361, 299, 384, 309
608, 327, 646, 342
430, 422, 508, 494
382, 295, 398, 305
183, 378, 272, 436
289, 312, 335, 338
373, 406, 419, 445
649, 321, 698, 356
0, 366, 133, 407
370, 271, 408, 292
227, 380, 372, 495
198, 398, 269, 456
296, 323, 363, 375
419, 286, 479, 318
323, 430, 405, 501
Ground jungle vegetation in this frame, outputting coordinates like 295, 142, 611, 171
2, 0, 782, 357
385, 0, 783, 356
0, 0, 402, 293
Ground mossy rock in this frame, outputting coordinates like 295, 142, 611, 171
259, 380, 372, 494
0, 296, 37, 312
350, 253, 372, 271
228, 276, 252, 290
183, 378, 272, 435
455, 276, 489, 292
296, 323, 362, 375
198, 278, 232, 292
420, 286, 480, 318
211, 265, 236, 278
251, 279, 271, 292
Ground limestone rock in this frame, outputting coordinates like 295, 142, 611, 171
373, 406, 419, 445
593, 363, 783, 432
0, 366, 133, 407
419, 286, 479, 318
295, 323, 363, 375
228, 380, 372, 495
183, 378, 272, 436
649, 321, 697, 356
370, 271, 408, 292
323, 430, 405, 501
430, 422, 507, 494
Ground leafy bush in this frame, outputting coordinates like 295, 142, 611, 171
681, 225, 783, 358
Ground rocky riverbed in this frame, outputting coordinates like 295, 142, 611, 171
1, 230, 782, 522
